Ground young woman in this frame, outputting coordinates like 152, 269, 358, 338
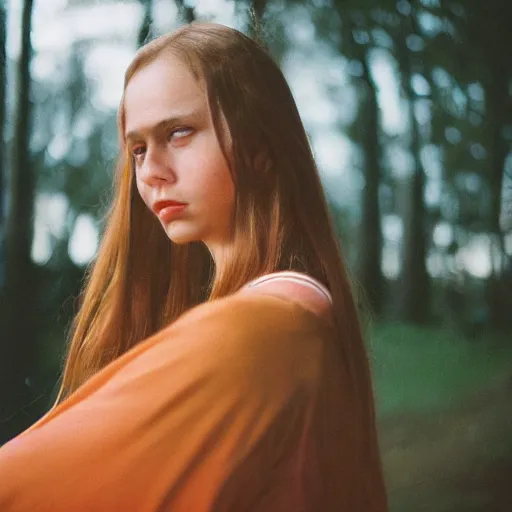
0, 23, 387, 511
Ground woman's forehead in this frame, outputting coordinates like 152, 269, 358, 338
124, 56, 207, 136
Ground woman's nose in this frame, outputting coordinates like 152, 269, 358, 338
139, 146, 176, 186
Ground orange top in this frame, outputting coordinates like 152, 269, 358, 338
0, 289, 387, 511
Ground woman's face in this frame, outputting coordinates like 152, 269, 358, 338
123, 53, 235, 254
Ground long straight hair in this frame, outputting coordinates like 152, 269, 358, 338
56, 22, 383, 493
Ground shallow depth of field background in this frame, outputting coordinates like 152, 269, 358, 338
0, 1, 511, 511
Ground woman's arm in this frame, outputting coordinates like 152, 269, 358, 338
0, 294, 328, 512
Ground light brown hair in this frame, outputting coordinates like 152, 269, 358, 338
56, 24, 383, 491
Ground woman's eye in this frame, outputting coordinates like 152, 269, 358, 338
132, 146, 146, 159
169, 127, 193, 140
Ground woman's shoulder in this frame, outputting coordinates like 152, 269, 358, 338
158, 276, 333, 374
177, 276, 332, 341
174, 271, 335, 337
137, 272, 335, 392
239, 271, 334, 327
244, 271, 332, 303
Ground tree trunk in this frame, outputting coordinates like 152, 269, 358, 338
399, 134, 430, 324
484, 64, 510, 328
0, 2, 6, 288
395, 20, 430, 324
174, 0, 195, 24
137, 0, 154, 48
248, 0, 268, 39
0, 0, 35, 443
357, 52, 384, 316
339, 10, 385, 317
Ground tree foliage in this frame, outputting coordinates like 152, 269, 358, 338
1, 0, 511, 443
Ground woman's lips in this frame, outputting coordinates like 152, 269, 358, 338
153, 200, 187, 222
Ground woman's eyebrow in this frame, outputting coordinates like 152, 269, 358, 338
125, 111, 200, 143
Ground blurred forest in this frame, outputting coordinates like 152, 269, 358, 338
0, 0, 511, 510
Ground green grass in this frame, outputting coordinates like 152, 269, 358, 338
367, 323, 512, 416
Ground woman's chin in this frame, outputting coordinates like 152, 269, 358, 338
163, 223, 200, 245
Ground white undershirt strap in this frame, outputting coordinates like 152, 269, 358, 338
246, 271, 333, 304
